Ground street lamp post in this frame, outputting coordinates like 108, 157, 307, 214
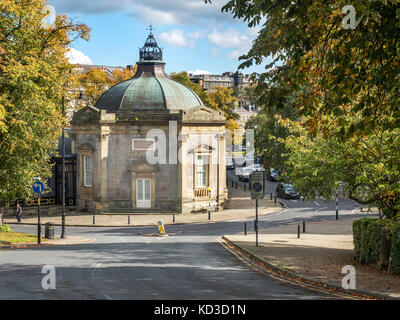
61, 96, 66, 238
60, 91, 84, 239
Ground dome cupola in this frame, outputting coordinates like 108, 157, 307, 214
95, 27, 203, 112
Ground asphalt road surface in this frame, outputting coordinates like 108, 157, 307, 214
0, 172, 363, 300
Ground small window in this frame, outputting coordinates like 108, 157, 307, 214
83, 155, 92, 187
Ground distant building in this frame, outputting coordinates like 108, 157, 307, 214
236, 105, 258, 128
189, 71, 252, 92
72, 64, 136, 77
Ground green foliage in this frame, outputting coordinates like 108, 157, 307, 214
390, 224, 400, 275
0, 224, 12, 233
222, 0, 400, 135
352, 219, 362, 261
353, 218, 400, 274
0, 0, 89, 209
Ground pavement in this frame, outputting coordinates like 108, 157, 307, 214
224, 217, 400, 299
4, 187, 282, 227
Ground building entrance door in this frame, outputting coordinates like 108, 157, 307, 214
136, 179, 151, 208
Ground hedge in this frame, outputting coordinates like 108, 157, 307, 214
390, 224, 400, 274
353, 218, 400, 274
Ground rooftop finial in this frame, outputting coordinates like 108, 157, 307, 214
147, 24, 154, 36
140, 26, 163, 61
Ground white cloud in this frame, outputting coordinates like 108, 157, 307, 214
66, 48, 93, 65
187, 69, 211, 75
51, 0, 234, 25
207, 28, 256, 60
159, 29, 195, 48
188, 30, 206, 40
208, 28, 250, 48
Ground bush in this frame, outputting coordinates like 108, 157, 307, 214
353, 219, 362, 261
353, 218, 400, 274
390, 224, 400, 275
0, 224, 13, 232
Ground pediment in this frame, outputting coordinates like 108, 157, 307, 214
129, 160, 159, 173
183, 105, 226, 122
73, 105, 100, 122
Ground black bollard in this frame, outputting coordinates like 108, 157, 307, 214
297, 224, 300, 238
303, 220, 305, 233
93, 212, 95, 225
235, 182, 238, 189
208, 210, 211, 220
173, 214, 175, 223
270, 193, 272, 200
244, 222, 247, 236
274, 196, 277, 204
128, 215, 130, 225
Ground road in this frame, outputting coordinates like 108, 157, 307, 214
0, 170, 363, 300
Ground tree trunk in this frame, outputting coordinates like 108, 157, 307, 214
379, 227, 391, 270
0, 206, 3, 226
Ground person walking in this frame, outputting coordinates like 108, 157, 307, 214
16, 203, 22, 223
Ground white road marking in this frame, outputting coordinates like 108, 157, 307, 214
90, 262, 102, 277
313, 201, 320, 206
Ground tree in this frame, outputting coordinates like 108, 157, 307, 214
222, 0, 400, 136
170, 71, 210, 107
246, 104, 296, 171
281, 115, 400, 219
0, 0, 90, 223
71, 66, 137, 110
207, 86, 239, 121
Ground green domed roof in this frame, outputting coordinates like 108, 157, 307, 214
95, 32, 203, 112
95, 62, 203, 111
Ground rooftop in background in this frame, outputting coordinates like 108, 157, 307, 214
189, 71, 252, 92
72, 64, 135, 77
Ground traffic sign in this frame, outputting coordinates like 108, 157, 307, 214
157, 220, 166, 236
250, 171, 264, 200
32, 181, 44, 194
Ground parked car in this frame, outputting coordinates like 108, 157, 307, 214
250, 163, 265, 172
226, 157, 235, 170
267, 168, 280, 181
275, 183, 300, 199
237, 167, 253, 182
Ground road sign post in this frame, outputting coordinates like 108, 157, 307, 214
250, 172, 264, 247
32, 180, 44, 244
157, 220, 166, 236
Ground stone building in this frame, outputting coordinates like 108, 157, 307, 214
189, 71, 251, 92
71, 31, 228, 214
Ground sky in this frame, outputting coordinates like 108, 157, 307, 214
49, 0, 267, 76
